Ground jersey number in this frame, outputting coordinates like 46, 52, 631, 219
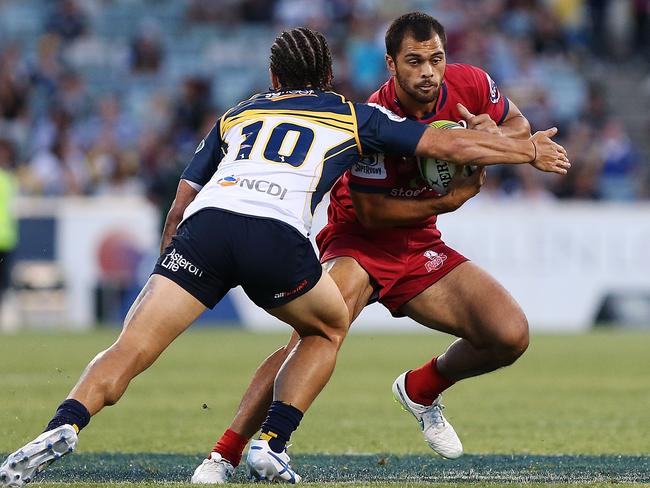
236, 121, 314, 167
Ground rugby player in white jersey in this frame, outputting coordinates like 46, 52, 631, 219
1, 27, 569, 487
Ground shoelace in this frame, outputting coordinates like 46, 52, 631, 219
421, 402, 446, 428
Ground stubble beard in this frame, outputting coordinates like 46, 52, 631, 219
395, 69, 439, 105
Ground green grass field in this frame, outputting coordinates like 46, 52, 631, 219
1, 328, 649, 487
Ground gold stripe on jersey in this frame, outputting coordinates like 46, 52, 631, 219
223, 111, 355, 133
323, 142, 357, 162
326, 91, 347, 103
242, 111, 353, 132
301, 138, 358, 220
221, 109, 357, 138
346, 102, 363, 154
269, 93, 318, 102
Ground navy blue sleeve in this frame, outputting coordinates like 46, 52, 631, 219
180, 120, 223, 186
354, 103, 427, 155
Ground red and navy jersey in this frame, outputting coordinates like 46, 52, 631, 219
327, 63, 510, 231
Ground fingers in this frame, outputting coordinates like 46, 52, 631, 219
530, 127, 571, 175
549, 155, 571, 175
456, 103, 475, 120
459, 106, 500, 133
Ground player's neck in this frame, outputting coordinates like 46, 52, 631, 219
394, 80, 437, 120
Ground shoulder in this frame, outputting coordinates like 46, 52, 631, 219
444, 63, 489, 86
221, 92, 267, 120
445, 63, 501, 103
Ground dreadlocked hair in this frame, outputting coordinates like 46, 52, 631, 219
270, 27, 333, 91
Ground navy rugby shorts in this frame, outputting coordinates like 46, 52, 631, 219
153, 208, 323, 309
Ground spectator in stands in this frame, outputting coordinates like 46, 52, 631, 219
598, 119, 646, 200
26, 133, 89, 196
0, 0, 647, 202
55, 70, 91, 119
129, 22, 165, 75
172, 77, 212, 145
633, 0, 650, 61
45, 0, 88, 43
554, 121, 603, 200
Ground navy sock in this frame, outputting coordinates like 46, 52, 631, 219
259, 401, 303, 453
45, 399, 91, 433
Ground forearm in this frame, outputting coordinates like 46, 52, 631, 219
160, 207, 183, 253
416, 128, 535, 166
352, 192, 462, 230
159, 180, 199, 253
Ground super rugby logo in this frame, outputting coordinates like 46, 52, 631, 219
352, 154, 387, 180
423, 250, 447, 272
486, 73, 500, 103
217, 175, 288, 199
161, 249, 203, 277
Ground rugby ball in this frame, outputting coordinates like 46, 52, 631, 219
419, 120, 473, 195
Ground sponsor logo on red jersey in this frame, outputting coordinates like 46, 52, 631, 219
351, 154, 387, 180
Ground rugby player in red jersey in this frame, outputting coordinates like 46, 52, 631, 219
185, 13, 561, 484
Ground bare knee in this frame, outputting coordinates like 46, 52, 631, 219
470, 310, 529, 367
491, 312, 529, 367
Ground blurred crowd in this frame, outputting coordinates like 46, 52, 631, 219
0, 0, 649, 206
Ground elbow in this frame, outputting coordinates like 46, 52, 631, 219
165, 204, 185, 228
166, 207, 182, 224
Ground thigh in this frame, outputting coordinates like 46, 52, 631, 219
323, 256, 375, 324
379, 242, 467, 315
400, 261, 524, 344
115, 274, 206, 370
317, 226, 403, 302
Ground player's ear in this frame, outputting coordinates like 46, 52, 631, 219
269, 69, 281, 90
386, 54, 396, 76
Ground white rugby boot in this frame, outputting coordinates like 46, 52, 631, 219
191, 452, 235, 484
0, 424, 78, 487
392, 371, 463, 459
246, 439, 301, 483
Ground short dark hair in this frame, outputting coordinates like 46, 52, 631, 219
385, 12, 447, 58
269, 27, 333, 91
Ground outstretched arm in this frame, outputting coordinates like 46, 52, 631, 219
355, 103, 569, 175
415, 127, 569, 174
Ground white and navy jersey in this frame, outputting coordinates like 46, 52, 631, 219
182, 89, 426, 236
